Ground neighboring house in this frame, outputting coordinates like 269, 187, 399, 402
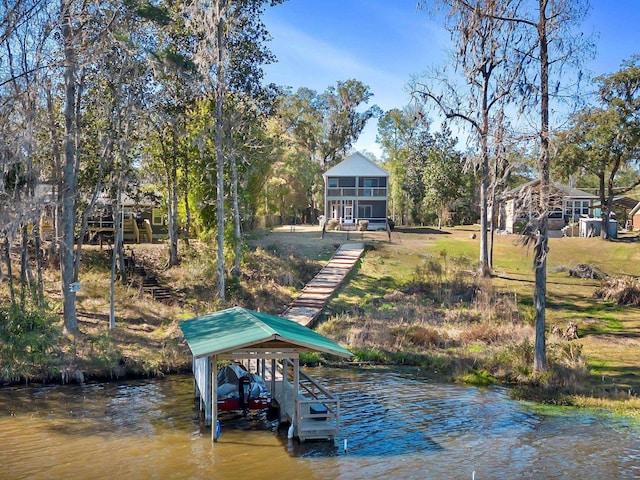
499, 180, 598, 235
322, 152, 390, 230
630, 201, 640, 231
86, 193, 167, 244
592, 196, 639, 231
34, 184, 167, 244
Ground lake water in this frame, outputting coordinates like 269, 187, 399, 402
1, 368, 638, 479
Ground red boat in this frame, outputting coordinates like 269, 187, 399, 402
216, 364, 271, 412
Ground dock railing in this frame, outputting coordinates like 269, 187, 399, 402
281, 360, 340, 441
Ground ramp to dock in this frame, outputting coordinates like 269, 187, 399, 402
282, 243, 364, 327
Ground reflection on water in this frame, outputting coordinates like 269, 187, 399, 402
0, 369, 639, 480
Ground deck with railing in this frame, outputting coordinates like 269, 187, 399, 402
327, 187, 387, 197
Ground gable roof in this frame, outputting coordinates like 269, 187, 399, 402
502, 180, 597, 199
323, 152, 390, 178
594, 196, 640, 210
179, 306, 352, 359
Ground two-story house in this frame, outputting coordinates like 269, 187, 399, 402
322, 152, 390, 230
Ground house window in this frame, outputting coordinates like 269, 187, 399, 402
581, 201, 590, 215
358, 205, 372, 219
328, 178, 338, 188
152, 208, 164, 226
564, 200, 591, 220
362, 178, 379, 196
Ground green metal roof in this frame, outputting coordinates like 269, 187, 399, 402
179, 306, 352, 359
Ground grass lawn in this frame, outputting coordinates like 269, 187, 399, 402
376, 226, 640, 395
264, 224, 640, 406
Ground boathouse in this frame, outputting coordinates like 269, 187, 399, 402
179, 307, 352, 442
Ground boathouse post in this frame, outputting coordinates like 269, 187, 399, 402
282, 358, 288, 416
211, 355, 218, 442
202, 357, 212, 423
293, 356, 300, 432
270, 358, 276, 399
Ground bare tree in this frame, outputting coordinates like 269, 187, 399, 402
418, 0, 592, 371
504, 0, 592, 372
185, 0, 231, 300
0, 0, 50, 307
466, 0, 593, 371
414, 0, 525, 277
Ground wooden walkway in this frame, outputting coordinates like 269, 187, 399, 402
282, 243, 364, 327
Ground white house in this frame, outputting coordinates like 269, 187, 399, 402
322, 152, 390, 230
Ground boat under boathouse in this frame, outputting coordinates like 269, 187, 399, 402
179, 306, 352, 442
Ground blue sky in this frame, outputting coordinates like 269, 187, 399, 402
262, 1, 640, 157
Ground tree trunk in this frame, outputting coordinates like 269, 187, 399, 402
60, 1, 78, 333
602, 165, 619, 240
20, 224, 31, 303
45, 82, 62, 258
598, 172, 608, 239
167, 126, 179, 266
183, 153, 191, 247
4, 237, 15, 305
214, 0, 227, 301
33, 221, 45, 307
478, 133, 491, 277
488, 194, 495, 269
476, 69, 492, 277
109, 173, 126, 330
533, 0, 550, 372
230, 152, 242, 276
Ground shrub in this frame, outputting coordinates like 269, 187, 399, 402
594, 276, 640, 306
459, 369, 496, 386
326, 219, 339, 230
358, 220, 369, 231
0, 302, 61, 383
407, 326, 444, 347
87, 331, 122, 375
300, 351, 323, 366
352, 348, 388, 363
495, 339, 534, 378
546, 341, 590, 391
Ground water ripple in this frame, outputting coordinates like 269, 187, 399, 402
1, 371, 639, 480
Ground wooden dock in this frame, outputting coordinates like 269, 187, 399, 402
272, 360, 341, 442
282, 242, 364, 327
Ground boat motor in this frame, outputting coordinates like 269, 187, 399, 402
239, 375, 251, 410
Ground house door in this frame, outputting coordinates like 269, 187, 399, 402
344, 201, 353, 223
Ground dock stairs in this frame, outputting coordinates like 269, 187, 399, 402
124, 250, 174, 303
